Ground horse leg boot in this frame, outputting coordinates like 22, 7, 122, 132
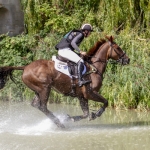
77, 61, 91, 87
65, 97, 89, 122
89, 107, 105, 121
84, 90, 108, 121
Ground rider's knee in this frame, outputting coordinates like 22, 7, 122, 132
78, 59, 84, 64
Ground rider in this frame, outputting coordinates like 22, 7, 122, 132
55, 23, 93, 87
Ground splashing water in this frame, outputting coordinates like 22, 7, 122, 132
0, 101, 150, 150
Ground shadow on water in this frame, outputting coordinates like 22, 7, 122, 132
68, 120, 150, 130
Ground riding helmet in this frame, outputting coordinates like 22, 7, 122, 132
81, 24, 93, 32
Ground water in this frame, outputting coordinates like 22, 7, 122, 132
0, 101, 150, 150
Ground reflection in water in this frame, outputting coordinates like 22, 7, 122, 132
0, 101, 150, 150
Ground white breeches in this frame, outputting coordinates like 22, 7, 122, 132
58, 48, 83, 63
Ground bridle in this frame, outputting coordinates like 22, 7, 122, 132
87, 41, 127, 78
109, 42, 126, 65
91, 41, 126, 64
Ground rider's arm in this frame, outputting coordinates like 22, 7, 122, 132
71, 33, 83, 53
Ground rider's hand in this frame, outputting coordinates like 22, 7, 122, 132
80, 51, 87, 56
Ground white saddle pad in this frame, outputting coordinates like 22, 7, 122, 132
52, 56, 86, 78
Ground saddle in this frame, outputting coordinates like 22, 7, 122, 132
52, 55, 86, 78
57, 55, 78, 77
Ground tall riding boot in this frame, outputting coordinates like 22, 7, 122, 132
78, 62, 91, 87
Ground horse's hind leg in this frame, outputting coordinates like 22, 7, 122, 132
85, 90, 108, 121
32, 89, 65, 128
66, 97, 89, 122
31, 93, 40, 108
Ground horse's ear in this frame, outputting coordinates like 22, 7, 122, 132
110, 36, 114, 43
110, 36, 112, 42
105, 35, 114, 42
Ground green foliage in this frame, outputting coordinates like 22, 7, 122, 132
101, 30, 150, 110
0, 0, 150, 110
0, 34, 37, 66
0, 34, 38, 101
21, 0, 150, 36
21, 0, 93, 34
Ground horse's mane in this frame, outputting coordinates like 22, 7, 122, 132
87, 36, 114, 57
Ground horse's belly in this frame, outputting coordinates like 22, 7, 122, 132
52, 79, 71, 94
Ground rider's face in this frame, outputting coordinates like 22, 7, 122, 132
84, 30, 91, 38
87, 31, 91, 37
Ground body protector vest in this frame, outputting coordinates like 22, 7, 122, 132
55, 29, 84, 51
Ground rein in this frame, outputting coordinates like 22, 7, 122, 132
92, 58, 107, 64
84, 57, 107, 78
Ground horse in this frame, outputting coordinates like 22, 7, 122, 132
0, 36, 130, 128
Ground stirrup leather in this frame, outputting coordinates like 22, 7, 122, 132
78, 80, 91, 87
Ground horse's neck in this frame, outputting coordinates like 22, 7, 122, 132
92, 42, 109, 75
89, 43, 109, 91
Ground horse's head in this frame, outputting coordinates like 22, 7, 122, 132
106, 36, 130, 65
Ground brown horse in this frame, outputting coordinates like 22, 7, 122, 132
0, 36, 130, 128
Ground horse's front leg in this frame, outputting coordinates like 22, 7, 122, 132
32, 88, 65, 128
86, 90, 108, 121
66, 97, 89, 122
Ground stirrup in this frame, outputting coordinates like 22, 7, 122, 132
78, 80, 91, 87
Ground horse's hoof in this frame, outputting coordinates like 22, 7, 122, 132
54, 118, 65, 128
89, 112, 96, 121
64, 114, 72, 121
59, 123, 65, 128
56, 122, 65, 128
71, 118, 75, 122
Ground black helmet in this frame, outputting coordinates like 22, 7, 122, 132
81, 24, 93, 31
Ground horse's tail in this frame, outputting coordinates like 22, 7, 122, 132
0, 66, 25, 89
